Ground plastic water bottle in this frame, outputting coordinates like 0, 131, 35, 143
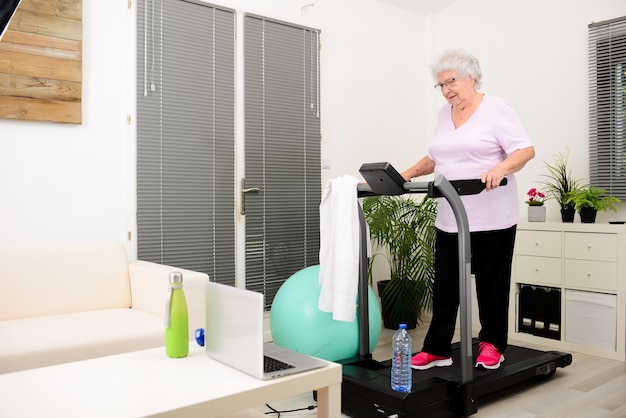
165, 272, 189, 358
391, 323, 412, 392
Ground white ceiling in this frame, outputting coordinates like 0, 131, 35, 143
375, 0, 456, 15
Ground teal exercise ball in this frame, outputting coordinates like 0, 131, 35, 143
270, 264, 382, 362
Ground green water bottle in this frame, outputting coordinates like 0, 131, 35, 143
165, 272, 189, 358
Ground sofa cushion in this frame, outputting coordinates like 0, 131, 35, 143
0, 243, 131, 320
128, 260, 208, 335
0, 309, 165, 374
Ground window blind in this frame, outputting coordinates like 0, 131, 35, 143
137, 0, 236, 285
588, 16, 626, 198
244, 14, 321, 308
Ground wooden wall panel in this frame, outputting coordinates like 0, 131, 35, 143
0, 0, 82, 124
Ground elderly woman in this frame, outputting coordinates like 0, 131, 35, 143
402, 49, 535, 370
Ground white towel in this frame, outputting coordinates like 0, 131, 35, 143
318, 175, 361, 322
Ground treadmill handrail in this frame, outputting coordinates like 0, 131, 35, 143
356, 174, 474, 387
357, 180, 430, 197
357, 177, 507, 198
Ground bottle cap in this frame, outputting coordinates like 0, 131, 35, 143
169, 272, 183, 284
399, 324, 407, 329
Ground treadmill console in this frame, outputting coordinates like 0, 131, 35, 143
359, 162, 406, 195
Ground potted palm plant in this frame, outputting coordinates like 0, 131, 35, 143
541, 150, 583, 222
362, 194, 437, 329
570, 187, 620, 223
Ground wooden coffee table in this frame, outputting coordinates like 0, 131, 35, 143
0, 346, 342, 417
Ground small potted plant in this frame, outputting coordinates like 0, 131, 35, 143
525, 187, 546, 222
541, 150, 583, 222
570, 187, 620, 223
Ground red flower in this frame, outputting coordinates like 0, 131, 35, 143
526, 188, 546, 206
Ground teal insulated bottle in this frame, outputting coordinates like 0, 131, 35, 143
165, 272, 189, 358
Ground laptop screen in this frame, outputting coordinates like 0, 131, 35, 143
205, 281, 266, 378
204, 281, 327, 380
0, 0, 22, 42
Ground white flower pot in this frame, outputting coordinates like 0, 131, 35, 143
528, 205, 546, 222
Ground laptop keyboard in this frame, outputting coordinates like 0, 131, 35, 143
264, 355, 295, 373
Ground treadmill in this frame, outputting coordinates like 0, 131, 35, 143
340, 162, 572, 417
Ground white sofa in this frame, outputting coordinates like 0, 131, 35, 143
0, 243, 209, 374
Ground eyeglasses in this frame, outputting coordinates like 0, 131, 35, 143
434, 77, 458, 90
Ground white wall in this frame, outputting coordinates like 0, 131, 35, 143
315, 1, 429, 182
0, 0, 625, 252
0, 1, 132, 247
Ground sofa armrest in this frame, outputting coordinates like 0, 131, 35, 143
128, 260, 209, 339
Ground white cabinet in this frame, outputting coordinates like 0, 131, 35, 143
511, 222, 626, 361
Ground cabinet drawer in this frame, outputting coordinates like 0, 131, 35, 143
515, 255, 562, 285
515, 230, 561, 258
564, 259, 617, 291
564, 232, 617, 262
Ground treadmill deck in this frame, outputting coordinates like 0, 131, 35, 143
341, 339, 572, 417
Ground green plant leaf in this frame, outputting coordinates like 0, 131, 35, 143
570, 187, 621, 212
364, 194, 437, 327
540, 149, 583, 209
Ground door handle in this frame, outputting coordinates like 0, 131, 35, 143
240, 178, 261, 215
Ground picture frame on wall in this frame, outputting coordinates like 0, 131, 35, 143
0, 0, 82, 124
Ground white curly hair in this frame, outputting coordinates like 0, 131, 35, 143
431, 49, 482, 90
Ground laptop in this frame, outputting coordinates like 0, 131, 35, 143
205, 281, 327, 380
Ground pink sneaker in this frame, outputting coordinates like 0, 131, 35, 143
411, 352, 453, 370
475, 342, 505, 370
